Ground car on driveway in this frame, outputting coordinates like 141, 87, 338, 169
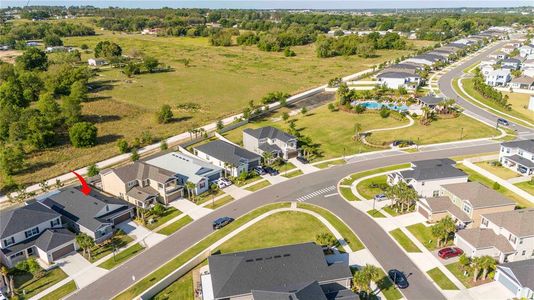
216, 178, 232, 189
374, 194, 388, 201
438, 247, 463, 259
497, 118, 510, 126
296, 156, 309, 164
254, 166, 267, 175
212, 217, 234, 230
388, 269, 409, 289
264, 166, 279, 176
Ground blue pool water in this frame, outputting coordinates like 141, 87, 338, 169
352, 101, 409, 112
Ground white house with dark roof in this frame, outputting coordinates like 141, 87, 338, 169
485, 69, 511, 87
387, 158, 468, 198
202, 243, 356, 300
194, 140, 261, 177
144, 152, 222, 195
243, 126, 298, 160
376, 71, 421, 89
418, 95, 444, 110
519, 44, 534, 58
455, 209, 534, 263
499, 139, 534, 176
0, 202, 77, 268
501, 58, 522, 70
495, 259, 534, 299
40, 187, 134, 243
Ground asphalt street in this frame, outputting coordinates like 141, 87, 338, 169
68, 142, 498, 300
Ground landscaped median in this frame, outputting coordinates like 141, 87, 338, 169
157, 215, 194, 236
388, 229, 422, 253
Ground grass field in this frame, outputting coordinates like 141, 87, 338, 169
245, 179, 271, 191
152, 270, 193, 300
204, 195, 234, 209
406, 223, 452, 251
40, 280, 77, 300
474, 161, 519, 180
388, 229, 422, 252
516, 181, 534, 195
14, 268, 68, 299
98, 243, 145, 270
427, 267, 459, 290
157, 215, 194, 236
7, 29, 417, 189
356, 175, 388, 200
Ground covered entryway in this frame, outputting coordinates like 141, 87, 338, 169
51, 243, 75, 261
113, 211, 131, 225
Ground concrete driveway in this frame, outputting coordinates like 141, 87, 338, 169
117, 221, 166, 248
55, 253, 109, 288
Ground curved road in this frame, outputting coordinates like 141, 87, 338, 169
69, 143, 499, 300
438, 40, 533, 134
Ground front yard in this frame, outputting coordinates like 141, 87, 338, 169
427, 267, 459, 290
245, 179, 271, 192
89, 232, 134, 263
98, 243, 145, 270
145, 207, 183, 230
474, 161, 519, 180
157, 215, 194, 236
41, 280, 77, 300
13, 267, 68, 299
406, 223, 452, 251
516, 180, 534, 195
204, 195, 234, 209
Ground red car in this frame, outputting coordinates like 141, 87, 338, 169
438, 247, 463, 259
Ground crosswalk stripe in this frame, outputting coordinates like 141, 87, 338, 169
296, 185, 337, 202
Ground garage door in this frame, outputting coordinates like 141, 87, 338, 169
52, 243, 75, 261
418, 206, 429, 219
113, 212, 131, 225
496, 271, 520, 295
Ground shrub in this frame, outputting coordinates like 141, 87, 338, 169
379, 107, 390, 118
87, 163, 100, 177
69, 122, 97, 148
117, 139, 129, 153
328, 103, 336, 112
156, 104, 173, 124
284, 47, 296, 57
492, 182, 501, 190
131, 148, 140, 161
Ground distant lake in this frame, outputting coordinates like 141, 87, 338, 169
2, 0, 533, 9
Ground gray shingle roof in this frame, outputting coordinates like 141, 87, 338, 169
502, 139, 534, 153
251, 281, 328, 300
498, 259, 534, 290
145, 152, 222, 185
377, 71, 420, 79
441, 182, 515, 209
400, 158, 467, 181
111, 161, 176, 184
244, 126, 295, 143
483, 209, 534, 237
505, 154, 534, 168
195, 140, 261, 166
413, 53, 445, 62
34, 228, 75, 252
457, 228, 514, 253
208, 243, 352, 299
0, 202, 60, 239
420, 95, 444, 106
41, 187, 131, 232
424, 197, 471, 223
126, 185, 158, 202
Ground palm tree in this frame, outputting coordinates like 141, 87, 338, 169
480, 256, 496, 280
471, 256, 483, 282
440, 216, 456, 245
431, 223, 445, 247
353, 123, 362, 141
185, 182, 196, 202
353, 270, 370, 295
76, 233, 95, 260
0, 264, 10, 295
352, 264, 381, 298
363, 264, 381, 293
262, 151, 274, 167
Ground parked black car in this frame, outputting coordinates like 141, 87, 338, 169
296, 156, 309, 164
388, 269, 409, 289
254, 166, 267, 175
212, 217, 234, 230
264, 166, 279, 176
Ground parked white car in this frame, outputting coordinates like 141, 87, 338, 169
216, 178, 232, 189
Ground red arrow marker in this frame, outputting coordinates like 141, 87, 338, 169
71, 170, 92, 195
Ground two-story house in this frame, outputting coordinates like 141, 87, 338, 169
101, 161, 183, 207
194, 140, 261, 177
485, 69, 512, 87
501, 58, 522, 70
404, 53, 447, 67
455, 209, 534, 263
499, 140, 534, 176
143, 152, 222, 195
40, 188, 134, 243
243, 126, 298, 160
376, 71, 421, 89
519, 44, 534, 58
387, 158, 468, 198
0, 202, 77, 268
417, 182, 516, 229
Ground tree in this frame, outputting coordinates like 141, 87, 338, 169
130, 148, 140, 161
39, 180, 51, 193
0, 143, 24, 176
315, 232, 338, 247
80, 44, 89, 50
336, 82, 351, 106
76, 233, 95, 260
262, 151, 274, 166
480, 256, 496, 280
62, 93, 82, 126
0, 264, 10, 296
301, 106, 308, 115
328, 103, 336, 112
385, 181, 418, 213
160, 140, 168, 150
43, 34, 63, 47
116, 139, 129, 153
17, 257, 43, 279
471, 256, 483, 282
151, 203, 165, 217
19, 71, 44, 103
282, 112, 290, 121
353, 264, 381, 296
69, 122, 98, 148
216, 120, 224, 131
492, 182, 501, 190
284, 47, 296, 57
0, 78, 26, 108
15, 47, 48, 71
185, 181, 196, 202
123, 62, 140, 77
143, 56, 159, 73
94, 41, 122, 58
69, 80, 88, 102
87, 163, 100, 177
36, 93, 62, 126
156, 104, 173, 124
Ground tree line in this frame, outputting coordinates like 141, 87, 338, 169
316, 32, 407, 58
472, 68, 511, 110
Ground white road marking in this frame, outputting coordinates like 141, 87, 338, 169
323, 193, 339, 198
296, 185, 336, 202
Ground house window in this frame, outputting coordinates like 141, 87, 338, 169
158, 183, 163, 189
24, 227, 40, 238
432, 190, 440, 197
10, 251, 24, 259
509, 234, 517, 244
50, 218, 60, 227
520, 238, 523, 245
421, 182, 425, 186
462, 204, 471, 214
3, 237, 15, 247
482, 218, 488, 227
522, 250, 526, 256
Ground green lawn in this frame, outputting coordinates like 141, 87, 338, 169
339, 186, 359, 201
145, 207, 183, 230
515, 181, 534, 195
157, 215, 194, 236
275, 161, 297, 172
235, 174, 262, 187
367, 209, 386, 218
282, 169, 303, 178
204, 195, 235, 209
340, 164, 410, 186
40, 280, 77, 300
427, 267, 459, 290
474, 161, 519, 180
366, 114, 499, 147
152, 269, 193, 300
388, 229, 422, 253
376, 269, 404, 300
14, 268, 68, 299
445, 262, 471, 288
297, 202, 364, 251
315, 159, 347, 169
90, 233, 134, 263
456, 163, 532, 208
195, 189, 225, 205
356, 175, 388, 200
245, 180, 271, 192
98, 243, 145, 270
406, 223, 451, 251
215, 211, 331, 253
114, 202, 292, 300
382, 206, 400, 217
450, 152, 498, 162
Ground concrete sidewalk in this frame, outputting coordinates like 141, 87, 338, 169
170, 198, 212, 220
289, 157, 320, 174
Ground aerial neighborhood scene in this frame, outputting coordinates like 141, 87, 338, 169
1, 1, 534, 300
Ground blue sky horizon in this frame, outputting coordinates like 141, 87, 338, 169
2, 0, 533, 9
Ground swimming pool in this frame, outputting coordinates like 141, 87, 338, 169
352, 101, 409, 112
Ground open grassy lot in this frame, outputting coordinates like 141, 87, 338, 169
223, 106, 405, 160
388, 229, 422, 253
406, 223, 452, 251
157, 215, 194, 236
115, 202, 291, 300
245, 179, 271, 191
456, 163, 532, 208
40, 280, 77, 300
214, 211, 331, 253
427, 267, 459, 290
98, 243, 145, 270
145, 207, 183, 230
366, 114, 499, 147
356, 175, 388, 200
474, 161, 519, 180
297, 202, 364, 251
204, 195, 234, 209
516, 181, 534, 195
14, 267, 68, 299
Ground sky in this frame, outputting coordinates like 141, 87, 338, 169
2, 0, 533, 9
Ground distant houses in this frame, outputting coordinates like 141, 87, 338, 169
88, 58, 108, 66
499, 139, 534, 176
